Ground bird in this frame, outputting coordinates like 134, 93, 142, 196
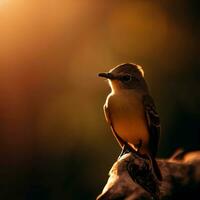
98, 63, 162, 181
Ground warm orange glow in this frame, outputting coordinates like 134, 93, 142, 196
0, 1, 198, 199
0, 0, 197, 160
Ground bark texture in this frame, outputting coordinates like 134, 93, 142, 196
97, 150, 200, 200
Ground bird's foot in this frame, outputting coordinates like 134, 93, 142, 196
118, 143, 132, 159
118, 140, 143, 160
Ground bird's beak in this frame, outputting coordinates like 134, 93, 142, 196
98, 72, 115, 80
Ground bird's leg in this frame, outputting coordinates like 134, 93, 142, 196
118, 140, 143, 159
118, 143, 132, 159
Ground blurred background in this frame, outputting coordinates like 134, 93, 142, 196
0, 0, 199, 199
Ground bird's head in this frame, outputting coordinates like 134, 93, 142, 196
98, 63, 148, 93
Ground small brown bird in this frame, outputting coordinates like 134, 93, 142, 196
99, 63, 162, 181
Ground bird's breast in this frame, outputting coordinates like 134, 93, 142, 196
107, 92, 149, 148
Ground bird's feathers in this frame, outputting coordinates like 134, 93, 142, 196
143, 95, 160, 157
143, 95, 162, 180
104, 104, 125, 147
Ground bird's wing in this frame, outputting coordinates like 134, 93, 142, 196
143, 95, 160, 157
103, 104, 125, 147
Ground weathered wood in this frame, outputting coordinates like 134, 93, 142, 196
97, 151, 200, 200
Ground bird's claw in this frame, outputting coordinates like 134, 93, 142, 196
118, 143, 132, 159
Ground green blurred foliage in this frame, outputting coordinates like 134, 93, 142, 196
0, 0, 199, 199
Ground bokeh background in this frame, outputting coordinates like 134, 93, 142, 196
0, 0, 199, 199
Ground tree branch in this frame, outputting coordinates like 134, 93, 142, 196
97, 151, 200, 200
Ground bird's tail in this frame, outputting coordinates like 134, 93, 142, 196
149, 155, 162, 181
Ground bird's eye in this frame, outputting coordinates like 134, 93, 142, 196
121, 75, 132, 82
